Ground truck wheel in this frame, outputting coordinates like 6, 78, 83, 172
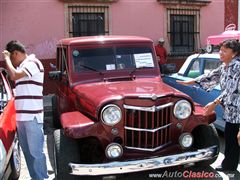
192, 124, 220, 166
9, 137, 21, 180
53, 129, 80, 180
52, 95, 61, 128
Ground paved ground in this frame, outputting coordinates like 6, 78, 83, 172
19, 135, 55, 180
18, 95, 240, 180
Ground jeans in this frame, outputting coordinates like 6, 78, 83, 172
17, 117, 48, 180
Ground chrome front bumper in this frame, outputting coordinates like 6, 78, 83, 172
69, 145, 218, 176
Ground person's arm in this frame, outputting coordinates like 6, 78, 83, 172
177, 65, 222, 92
164, 48, 167, 59
205, 61, 240, 115
176, 79, 196, 86
203, 69, 226, 115
2, 50, 27, 80
204, 97, 221, 115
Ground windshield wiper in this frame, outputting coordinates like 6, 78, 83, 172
79, 64, 104, 75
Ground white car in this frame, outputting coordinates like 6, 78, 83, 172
163, 53, 225, 131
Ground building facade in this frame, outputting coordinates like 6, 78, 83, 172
0, 0, 226, 94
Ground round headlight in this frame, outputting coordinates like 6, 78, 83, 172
173, 100, 192, 119
105, 143, 123, 159
101, 104, 122, 126
179, 133, 193, 149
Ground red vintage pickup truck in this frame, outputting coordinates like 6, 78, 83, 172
49, 35, 220, 180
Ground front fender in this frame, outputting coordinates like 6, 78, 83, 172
194, 104, 216, 124
61, 111, 95, 138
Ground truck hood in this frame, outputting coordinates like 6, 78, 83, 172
73, 77, 185, 108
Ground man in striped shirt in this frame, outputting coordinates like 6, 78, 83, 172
2, 40, 48, 180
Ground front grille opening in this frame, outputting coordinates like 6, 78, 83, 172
125, 126, 171, 149
124, 105, 172, 151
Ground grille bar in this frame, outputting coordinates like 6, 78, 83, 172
123, 102, 174, 112
124, 124, 172, 133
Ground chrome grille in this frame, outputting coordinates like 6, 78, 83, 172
124, 103, 173, 152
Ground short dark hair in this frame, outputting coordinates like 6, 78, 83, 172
5, 40, 26, 53
219, 39, 240, 56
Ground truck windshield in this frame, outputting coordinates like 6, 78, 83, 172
72, 47, 155, 73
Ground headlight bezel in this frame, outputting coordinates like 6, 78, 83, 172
173, 100, 192, 120
105, 143, 123, 159
101, 104, 122, 126
179, 133, 193, 149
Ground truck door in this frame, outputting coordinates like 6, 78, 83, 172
56, 47, 71, 113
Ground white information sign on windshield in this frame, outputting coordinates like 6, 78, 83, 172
106, 64, 116, 70
134, 53, 154, 68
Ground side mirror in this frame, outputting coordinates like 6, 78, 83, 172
49, 71, 62, 80
161, 64, 177, 74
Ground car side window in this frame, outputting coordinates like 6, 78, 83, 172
204, 59, 222, 74
61, 49, 68, 75
56, 47, 69, 80
187, 59, 201, 78
0, 74, 9, 112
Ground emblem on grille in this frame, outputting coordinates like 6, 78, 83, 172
151, 94, 158, 100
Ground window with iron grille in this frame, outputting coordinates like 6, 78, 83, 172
67, 5, 110, 37
167, 8, 200, 56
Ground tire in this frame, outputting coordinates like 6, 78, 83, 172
9, 137, 21, 180
52, 95, 61, 128
53, 129, 80, 180
192, 124, 220, 166
206, 44, 213, 53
